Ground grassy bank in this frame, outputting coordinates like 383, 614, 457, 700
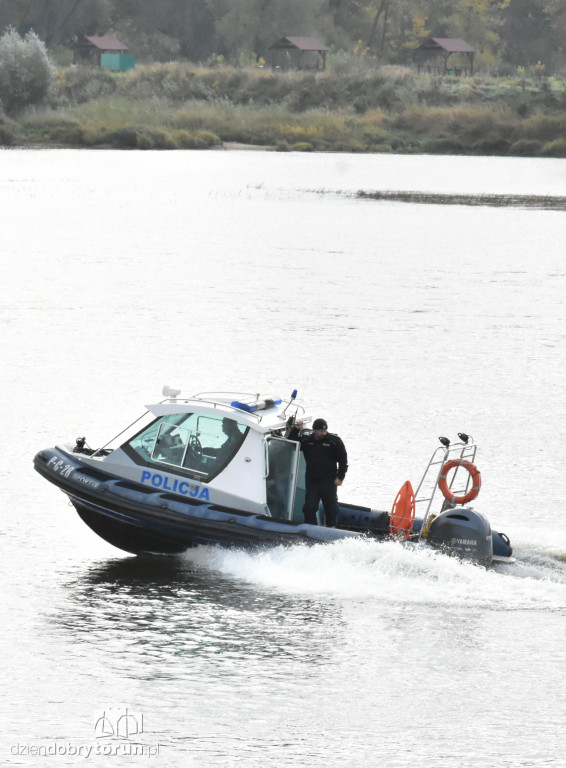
3, 63, 566, 155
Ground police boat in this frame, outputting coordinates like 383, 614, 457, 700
33, 387, 514, 566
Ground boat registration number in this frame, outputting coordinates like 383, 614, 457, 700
48, 457, 74, 478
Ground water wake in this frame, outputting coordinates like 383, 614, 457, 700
182, 538, 566, 612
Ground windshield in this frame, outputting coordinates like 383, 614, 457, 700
124, 412, 248, 481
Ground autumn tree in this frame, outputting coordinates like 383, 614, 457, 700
0, 1, 114, 47
1, 0, 565, 71
500, 0, 557, 69
207, 0, 336, 62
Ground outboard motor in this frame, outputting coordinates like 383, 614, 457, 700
427, 508, 493, 566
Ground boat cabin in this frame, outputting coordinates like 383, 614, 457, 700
95, 391, 310, 521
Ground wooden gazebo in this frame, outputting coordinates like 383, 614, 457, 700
414, 38, 476, 76
73, 35, 135, 71
268, 37, 329, 71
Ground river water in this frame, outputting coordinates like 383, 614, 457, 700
2, 149, 566, 767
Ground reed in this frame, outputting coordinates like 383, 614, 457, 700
7, 64, 566, 155
20, 98, 222, 148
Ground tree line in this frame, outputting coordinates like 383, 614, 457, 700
1, 0, 564, 73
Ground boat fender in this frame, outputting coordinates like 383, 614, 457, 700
438, 459, 481, 505
421, 513, 436, 538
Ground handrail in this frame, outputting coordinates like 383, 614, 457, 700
158, 395, 264, 422
263, 437, 270, 479
160, 392, 305, 423
92, 410, 150, 456
415, 439, 478, 542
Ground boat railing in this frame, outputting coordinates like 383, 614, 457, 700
162, 392, 306, 423
414, 438, 478, 541
158, 395, 263, 422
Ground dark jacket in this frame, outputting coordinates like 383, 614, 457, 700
289, 428, 348, 483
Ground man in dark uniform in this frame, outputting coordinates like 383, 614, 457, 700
290, 418, 348, 527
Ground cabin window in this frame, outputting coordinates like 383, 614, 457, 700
126, 413, 248, 481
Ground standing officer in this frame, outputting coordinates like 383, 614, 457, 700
290, 418, 348, 527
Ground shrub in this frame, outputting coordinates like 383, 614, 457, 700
520, 113, 566, 141
0, 28, 53, 113
26, 117, 84, 144
509, 138, 543, 156
285, 76, 320, 112
50, 66, 117, 107
119, 62, 213, 102
170, 129, 194, 148
170, 128, 220, 148
105, 124, 218, 149
140, 129, 176, 149
0, 125, 17, 145
541, 138, 566, 157
374, 83, 398, 110
194, 130, 220, 147
108, 126, 176, 149
420, 137, 467, 154
80, 126, 108, 146
0, 109, 20, 144
471, 136, 511, 155
109, 126, 148, 148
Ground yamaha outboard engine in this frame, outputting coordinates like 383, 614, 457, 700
427, 508, 493, 566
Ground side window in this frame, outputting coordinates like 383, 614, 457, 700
194, 416, 247, 475
126, 413, 248, 481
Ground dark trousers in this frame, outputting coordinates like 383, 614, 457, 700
303, 481, 339, 527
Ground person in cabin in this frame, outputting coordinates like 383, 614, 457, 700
215, 418, 245, 462
198, 417, 245, 468
289, 418, 348, 527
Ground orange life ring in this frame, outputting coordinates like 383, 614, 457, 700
438, 459, 481, 505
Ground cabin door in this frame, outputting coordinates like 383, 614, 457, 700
266, 437, 301, 520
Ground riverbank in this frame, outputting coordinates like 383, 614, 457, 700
3, 64, 566, 156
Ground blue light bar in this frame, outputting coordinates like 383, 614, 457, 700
231, 398, 282, 412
